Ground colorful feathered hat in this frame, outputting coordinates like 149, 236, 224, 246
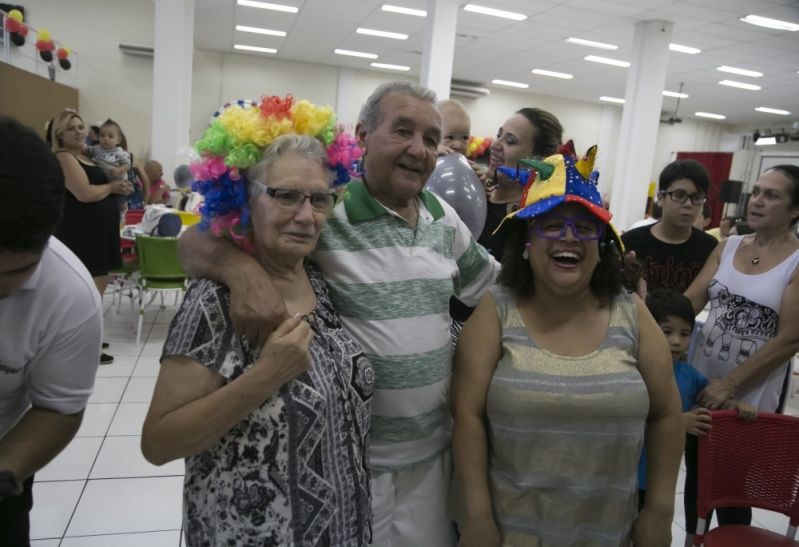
190, 95, 362, 252
494, 140, 622, 248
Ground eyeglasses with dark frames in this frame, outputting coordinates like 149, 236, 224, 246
660, 189, 707, 205
251, 181, 338, 212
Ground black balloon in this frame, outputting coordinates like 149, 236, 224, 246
39, 50, 53, 63
10, 33, 25, 46
59, 59, 71, 70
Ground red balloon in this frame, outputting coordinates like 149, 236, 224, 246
36, 39, 55, 52
57, 48, 69, 60
18, 24, 28, 36
4, 18, 19, 32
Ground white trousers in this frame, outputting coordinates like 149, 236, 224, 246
370, 450, 456, 547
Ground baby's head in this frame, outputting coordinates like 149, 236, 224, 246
646, 288, 696, 363
145, 160, 163, 182
99, 119, 123, 150
437, 99, 471, 155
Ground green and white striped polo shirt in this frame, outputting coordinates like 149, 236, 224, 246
312, 181, 499, 469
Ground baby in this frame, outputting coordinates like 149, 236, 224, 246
437, 99, 471, 156
87, 119, 131, 211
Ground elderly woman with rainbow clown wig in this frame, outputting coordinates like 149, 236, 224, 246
451, 142, 684, 547
141, 96, 374, 546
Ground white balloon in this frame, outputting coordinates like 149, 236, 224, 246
425, 154, 487, 238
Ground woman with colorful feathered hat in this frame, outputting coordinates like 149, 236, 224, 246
141, 96, 373, 546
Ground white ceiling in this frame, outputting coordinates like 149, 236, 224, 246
194, 0, 799, 127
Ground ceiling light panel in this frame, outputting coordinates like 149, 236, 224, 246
532, 69, 573, 79
237, 0, 298, 13
381, 4, 427, 17
694, 112, 726, 120
740, 15, 799, 32
235, 25, 286, 37
599, 96, 625, 104
463, 4, 527, 21
755, 107, 791, 115
357, 28, 408, 40
716, 65, 763, 78
334, 48, 378, 59
585, 55, 630, 68
371, 62, 410, 71
566, 37, 618, 50
663, 90, 689, 98
234, 44, 278, 53
669, 43, 701, 54
492, 79, 529, 88
718, 80, 761, 91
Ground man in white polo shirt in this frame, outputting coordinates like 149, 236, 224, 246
178, 82, 500, 545
0, 117, 102, 545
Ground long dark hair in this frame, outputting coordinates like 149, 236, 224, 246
498, 219, 638, 305
515, 108, 563, 158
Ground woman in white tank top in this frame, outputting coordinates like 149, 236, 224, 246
685, 165, 799, 412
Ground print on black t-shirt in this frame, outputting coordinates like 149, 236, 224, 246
621, 224, 718, 293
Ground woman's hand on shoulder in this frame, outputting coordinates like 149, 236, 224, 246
250, 314, 313, 388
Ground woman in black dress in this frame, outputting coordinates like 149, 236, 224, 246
49, 110, 132, 364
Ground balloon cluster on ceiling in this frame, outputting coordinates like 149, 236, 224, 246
3, 9, 73, 69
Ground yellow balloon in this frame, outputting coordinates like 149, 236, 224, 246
8, 9, 23, 23
38, 28, 51, 41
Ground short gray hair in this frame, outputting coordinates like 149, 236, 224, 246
246, 134, 328, 199
357, 81, 437, 132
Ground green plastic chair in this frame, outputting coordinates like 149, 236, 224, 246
134, 235, 187, 345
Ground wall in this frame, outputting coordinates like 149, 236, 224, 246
10, 0, 742, 192
10, 0, 155, 158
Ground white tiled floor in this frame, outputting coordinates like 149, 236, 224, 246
28, 293, 799, 546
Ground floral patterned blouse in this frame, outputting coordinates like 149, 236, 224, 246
162, 261, 374, 546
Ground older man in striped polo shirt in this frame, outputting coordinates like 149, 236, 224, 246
179, 81, 499, 546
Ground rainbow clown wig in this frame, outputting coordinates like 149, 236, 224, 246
191, 95, 362, 252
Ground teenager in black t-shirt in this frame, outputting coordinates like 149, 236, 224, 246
622, 160, 718, 293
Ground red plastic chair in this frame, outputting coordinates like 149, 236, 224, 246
694, 410, 799, 546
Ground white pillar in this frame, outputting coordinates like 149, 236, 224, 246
609, 20, 672, 231
335, 67, 356, 126
596, 104, 619, 200
151, 0, 194, 187
419, 0, 458, 99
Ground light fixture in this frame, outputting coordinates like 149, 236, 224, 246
599, 96, 625, 104
755, 107, 791, 115
585, 55, 630, 68
717, 65, 763, 78
463, 4, 527, 21
356, 27, 408, 40
695, 112, 726, 120
334, 48, 378, 59
381, 4, 426, 17
532, 68, 573, 79
491, 79, 529, 88
663, 90, 689, 99
719, 80, 761, 91
236, 0, 298, 13
371, 62, 410, 71
740, 15, 799, 32
565, 37, 618, 50
234, 44, 278, 53
756, 136, 777, 145
669, 43, 701, 54
235, 25, 286, 37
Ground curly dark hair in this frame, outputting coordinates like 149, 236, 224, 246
497, 219, 638, 305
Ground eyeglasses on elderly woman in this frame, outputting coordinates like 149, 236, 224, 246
529, 215, 605, 241
251, 180, 338, 213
